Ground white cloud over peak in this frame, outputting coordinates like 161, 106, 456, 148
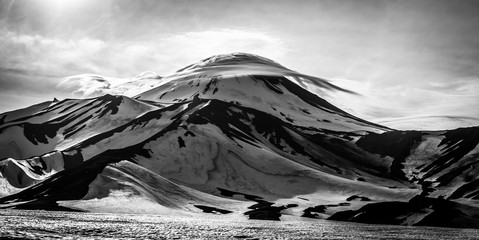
0, 28, 288, 107
58, 71, 164, 98
58, 74, 116, 97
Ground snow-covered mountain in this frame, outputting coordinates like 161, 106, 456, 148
1, 53, 479, 228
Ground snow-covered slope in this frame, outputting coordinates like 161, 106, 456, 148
0, 53, 478, 228
136, 53, 385, 133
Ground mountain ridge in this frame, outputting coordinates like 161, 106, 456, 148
1, 53, 478, 228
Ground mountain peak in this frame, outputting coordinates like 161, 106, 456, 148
176, 52, 287, 72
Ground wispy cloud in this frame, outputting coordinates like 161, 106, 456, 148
58, 74, 115, 97
58, 71, 162, 97
0, 27, 288, 111
0, 30, 106, 75
327, 77, 479, 129
0, 28, 288, 75
0, 30, 111, 110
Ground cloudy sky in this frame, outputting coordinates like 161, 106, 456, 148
1, 0, 478, 127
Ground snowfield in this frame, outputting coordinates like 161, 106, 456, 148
2, 210, 479, 240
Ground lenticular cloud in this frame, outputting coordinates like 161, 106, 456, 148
58, 71, 162, 97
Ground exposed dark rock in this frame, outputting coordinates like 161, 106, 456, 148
244, 203, 297, 221
22, 122, 60, 145
346, 195, 371, 201
233, 235, 259, 239
302, 205, 327, 218
247, 200, 274, 210
422, 127, 479, 181
329, 195, 479, 228
216, 188, 298, 221
299, 108, 310, 114
62, 151, 84, 170
356, 131, 423, 180
177, 137, 186, 148
13, 202, 85, 212
0, 151, 119, 209
203, 76, 220, 94
450, 178, 479, 199
184, 130, 196, 137
216, 187, 262, 201
194, 205, 232, 214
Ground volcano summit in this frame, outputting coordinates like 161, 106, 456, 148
1, 53, 479, 228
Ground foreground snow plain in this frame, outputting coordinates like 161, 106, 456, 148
2, 209, 479, 240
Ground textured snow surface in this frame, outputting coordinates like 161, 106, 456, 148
0, 53, 478, 229
2, 210, 479, 240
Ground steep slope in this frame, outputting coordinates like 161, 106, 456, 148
0, 95, 158, 160
137, 53, 387, 133
0, 53, 478, 228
